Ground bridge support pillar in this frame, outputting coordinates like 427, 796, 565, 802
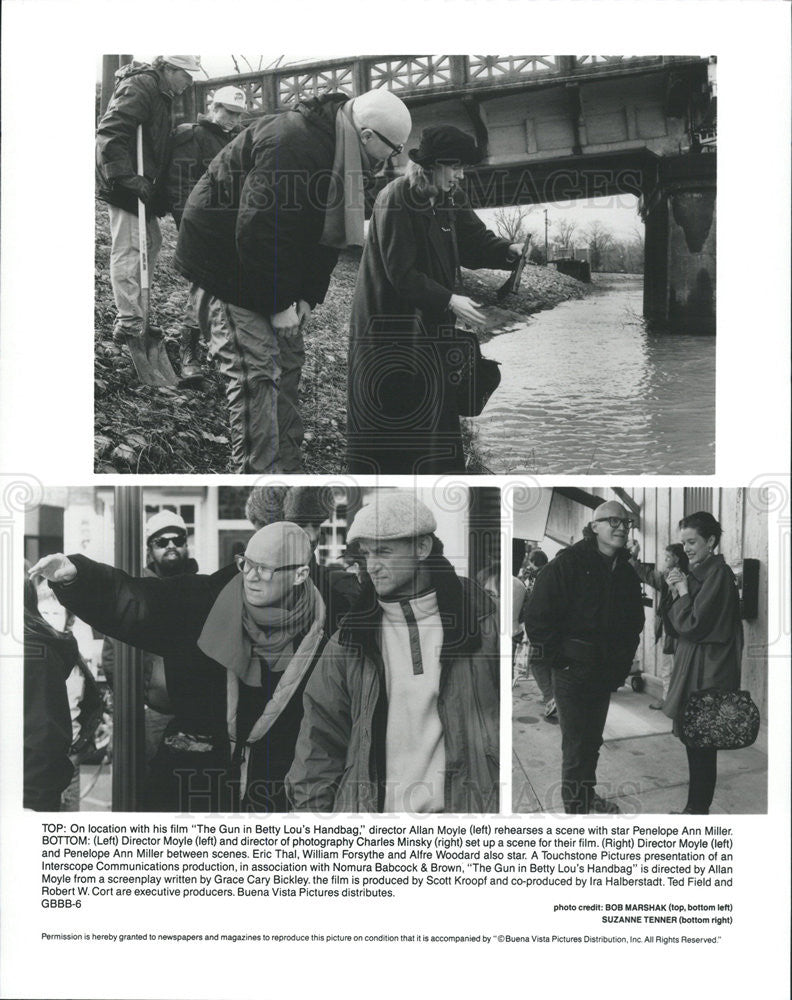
643, 153, 716, 334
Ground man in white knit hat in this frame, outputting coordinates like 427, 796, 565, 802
175, 87, 412, 472
287, 491, 499, 813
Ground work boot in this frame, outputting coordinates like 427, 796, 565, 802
179, 327, 203, 383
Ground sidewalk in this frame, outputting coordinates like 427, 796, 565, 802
512, 671, 768, 815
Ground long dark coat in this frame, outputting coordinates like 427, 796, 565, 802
347, 176, 514, 474
663, 554, 743, 735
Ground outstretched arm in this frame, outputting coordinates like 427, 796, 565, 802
30, 554, 210, 657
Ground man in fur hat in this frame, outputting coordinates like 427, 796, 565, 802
30, 522, 326, 812
286, 491, 499, 813
522, 501, 645, 814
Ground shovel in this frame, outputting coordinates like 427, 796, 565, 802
122, 125, 178, 387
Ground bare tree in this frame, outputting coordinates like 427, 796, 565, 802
230, 56, 281, 74
553, 218, 578, 256
493, 206, 534, 243
581, 221, 615, 272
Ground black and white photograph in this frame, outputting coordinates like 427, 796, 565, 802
94, 53, 716, 475
512, 487, 768, 815
1, 1, 790, 998
23, 484, 500, 814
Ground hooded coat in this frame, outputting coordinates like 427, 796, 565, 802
52, 555, 326, 811
95, 61, 175, 217
174, 94, 347, 315
346, 175, 514, 474
286, 556, 500, 813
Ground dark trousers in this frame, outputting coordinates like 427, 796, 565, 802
685, 746, 717, 814
552, 664, 612, 813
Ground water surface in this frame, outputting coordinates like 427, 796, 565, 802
474, 275, 715, 474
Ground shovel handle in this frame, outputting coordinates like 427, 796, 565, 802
136, 124, 150, 335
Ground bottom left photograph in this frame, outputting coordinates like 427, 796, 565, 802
23, 484, 501, 815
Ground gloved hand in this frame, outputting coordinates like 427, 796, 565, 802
117, 175, 155, 205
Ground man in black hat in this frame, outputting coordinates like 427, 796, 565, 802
347, 124, 524, 474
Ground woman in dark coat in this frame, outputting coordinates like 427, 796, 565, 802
347, 126, 523, 474
663, 512, 743, 815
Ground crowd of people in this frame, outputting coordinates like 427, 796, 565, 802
26, 489, 499, 815
518, 504, 745, 816
95, 56, 523, 474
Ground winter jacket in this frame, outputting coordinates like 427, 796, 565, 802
101, 558, 199, 713
347, 175, 514, 474
96, 62, 176, 216
523, 538, 645, 688
167, 115, 242, 226
286, 557, 500, 813
174, 94, 348, 315
23, 612, 76, 810
52, 555, 327, 811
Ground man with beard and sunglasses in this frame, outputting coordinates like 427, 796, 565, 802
174, 87, 412, 473
522, 501, 644, 814
30, 522, 327, 812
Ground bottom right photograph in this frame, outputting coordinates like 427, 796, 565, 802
511, 486, 768, 816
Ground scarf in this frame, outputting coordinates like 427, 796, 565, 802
197, 574, 317, 686
319, 100, 367, 249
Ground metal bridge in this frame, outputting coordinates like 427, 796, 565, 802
188, 54, 716, 334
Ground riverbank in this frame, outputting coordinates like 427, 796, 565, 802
94, 201, 589, 473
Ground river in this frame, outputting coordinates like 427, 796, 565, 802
473, 274, 715, 474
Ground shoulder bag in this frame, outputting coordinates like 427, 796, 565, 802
680, 659, 760, 750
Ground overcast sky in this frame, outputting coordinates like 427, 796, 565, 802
477, 196, 643, 243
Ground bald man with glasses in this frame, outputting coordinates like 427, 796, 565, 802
175, 87, 412, 473
522, 501, 645, 814
30, 522, 327, 812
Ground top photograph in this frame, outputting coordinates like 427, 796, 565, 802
94, 54, 717, 475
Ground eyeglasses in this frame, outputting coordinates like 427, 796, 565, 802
363, 125, 404, 157
151, 532, 188, 549
235, 554, 305, 581
594, 517, 635, 530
